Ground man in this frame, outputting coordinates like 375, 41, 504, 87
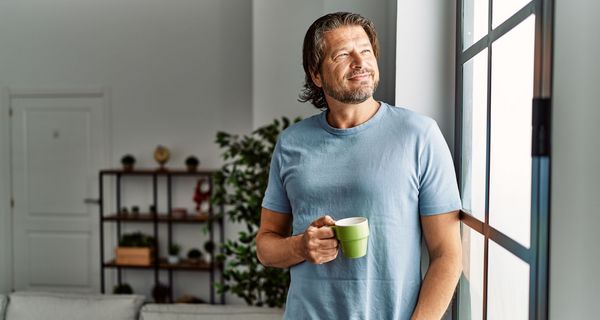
256, 12, 462, 320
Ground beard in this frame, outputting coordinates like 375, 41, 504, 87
321, 70, 379, 104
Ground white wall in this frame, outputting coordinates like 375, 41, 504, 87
0, 0, 398, 303
0, 0, 252, 302
252, 0, 397, 128
0, 0, 252, 169
550, 0, 600, 318
395, 0, 456, 149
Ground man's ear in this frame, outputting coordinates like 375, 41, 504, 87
311, 71, 323, 88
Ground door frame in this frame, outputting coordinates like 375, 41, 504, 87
0, 87, 112, 292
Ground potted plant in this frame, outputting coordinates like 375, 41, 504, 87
203, 240, 215, 264
212, 117, 299, 307
121, 155, 136, 171
152, 283, 170, 303
185, 156, 200, 172
187, 248, 202, 264
113, 283, 133, 294
168, 244, 181, 264
116, 232, 155, 266
131, 205, 140, 218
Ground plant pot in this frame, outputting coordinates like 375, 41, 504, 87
168, 255, 180, 264
115, 247, 154, 266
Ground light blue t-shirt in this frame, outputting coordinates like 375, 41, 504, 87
262, 102, 461, 320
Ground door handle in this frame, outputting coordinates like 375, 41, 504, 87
84, 198, 101, 205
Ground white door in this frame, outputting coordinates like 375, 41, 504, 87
11, 91, 108, 292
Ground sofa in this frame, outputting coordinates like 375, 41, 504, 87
0, 291, 284, 320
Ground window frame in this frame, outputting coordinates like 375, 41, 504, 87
453, 0, 554, 319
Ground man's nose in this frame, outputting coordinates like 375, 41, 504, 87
350, 51, 364, 68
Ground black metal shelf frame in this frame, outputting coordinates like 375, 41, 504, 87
98, 169, 225, 304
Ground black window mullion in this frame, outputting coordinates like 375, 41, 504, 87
482, 0, 493, 317
491, 2, 536, 45
454, 0, 464, 183
460, 1, 535, 65
461, 212, 533, 264
461, 35, 490, 65
531, 0, 553, 318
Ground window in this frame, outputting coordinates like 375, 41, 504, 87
455, 0, 553, 319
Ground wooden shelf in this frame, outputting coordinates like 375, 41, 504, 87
99, 166, 224, 303
103, 213, 211, 223
103, 258, 217, 271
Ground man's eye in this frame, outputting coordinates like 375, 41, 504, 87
361, 49, 371, 54
336, 53, 349, 59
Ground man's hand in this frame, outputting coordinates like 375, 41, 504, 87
296, 215, 339, 264
256, 209, 338, 268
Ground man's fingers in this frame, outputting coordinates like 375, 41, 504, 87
305, 225, 333, 239
318, 238, 338, 249
304, 233, 337, 249
315, 226, 335, 239
318, 248, 339, 264
310, 247, 339, 264
311, 215, 336, 228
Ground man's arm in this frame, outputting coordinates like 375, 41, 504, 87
412, 210, 462, 320
256, 208, 338, 268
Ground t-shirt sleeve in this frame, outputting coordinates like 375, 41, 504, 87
261, 139, 292, 214
418, 122, 462, 215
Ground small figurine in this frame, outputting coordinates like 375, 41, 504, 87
193, 179, 211, 214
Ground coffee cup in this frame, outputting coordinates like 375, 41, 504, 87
332, 217, 369, 259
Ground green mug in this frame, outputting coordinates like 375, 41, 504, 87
331, 217, 369, 259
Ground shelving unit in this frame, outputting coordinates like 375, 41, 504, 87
98, 168, 224, 304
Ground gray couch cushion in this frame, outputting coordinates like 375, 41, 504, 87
140, 303, 284, 320
0, 294, 7, 320
6, 291, 145, 320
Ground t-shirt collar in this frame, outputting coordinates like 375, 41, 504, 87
319, 101, 387, 136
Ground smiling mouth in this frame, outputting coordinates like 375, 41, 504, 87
348, 73, 371, 80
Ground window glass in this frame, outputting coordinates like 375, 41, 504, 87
487, 241, 530, 320
461, 49, 488, 221
493, 0, 531, 28
489, 16, 535, 248
459, 226, 484, 319
463, 0, 489, 49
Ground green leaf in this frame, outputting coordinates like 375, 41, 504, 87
213, 117, 298, 307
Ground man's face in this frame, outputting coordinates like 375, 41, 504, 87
312, 25, 380, 105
